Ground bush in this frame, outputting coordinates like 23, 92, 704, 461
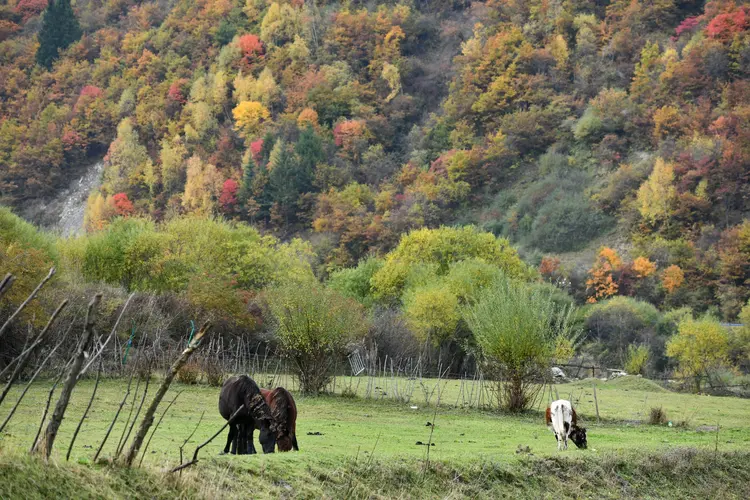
667, 315, 730, 392
584, 297, 664, 370
328, 257, 383, 307
649, 406, 668, 425
625, 345, 650, 375
526, 194, 611, 252
371, 226, 533, 301
266, 281, 369, 395
463, 277, 578, 411
177, 360, 201, 385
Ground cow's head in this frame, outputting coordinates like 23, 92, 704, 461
569, 426, 587, 449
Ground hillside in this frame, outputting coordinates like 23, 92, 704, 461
1, 0, 749, 321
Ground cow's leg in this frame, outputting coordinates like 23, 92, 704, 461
556, 433, 561, 451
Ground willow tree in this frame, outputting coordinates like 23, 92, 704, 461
463, 278, 577, 411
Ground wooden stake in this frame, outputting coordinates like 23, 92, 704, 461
122, 322, 210, 466
33, 294, 100, 459
66, 358, 102, 461
592, 382, 600, 424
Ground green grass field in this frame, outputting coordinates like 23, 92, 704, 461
0, 375, 749, 498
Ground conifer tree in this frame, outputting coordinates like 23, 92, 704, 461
36, 0, 82, 69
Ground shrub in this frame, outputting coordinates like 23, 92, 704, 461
199, 355, 225, 387
328, 257, 383, 307
463, 277, 578, 411
649, 406, 668, 425
371, 226, 532, 301
266, 281, 369, 395
625, 345, 650, 375
584, 297, 662, 369
526, 194, 611, 252
177, 360, 201, 385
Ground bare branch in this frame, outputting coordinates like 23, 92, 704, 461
170, 404, 244, 473
0, 300, 68, 407
66, 358, 103, 461
0, 274, 14, 300
0, 333, 67, 434
79, 293, 136, 379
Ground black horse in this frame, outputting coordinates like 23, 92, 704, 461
218, 375, 280, 454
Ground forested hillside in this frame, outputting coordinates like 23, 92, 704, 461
1, 0, 750, 324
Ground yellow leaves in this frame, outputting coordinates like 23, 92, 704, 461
661, 264, 684, 293
632, 256, 656, 278
232, 100, 270, 137
637, 157, 676, 226
381, 62, 401, 102
182, 155, 221, 215
403, 283, 460, 345
547, 34, 569, 68
667, 316, 729, 390
652, 105, 680, 140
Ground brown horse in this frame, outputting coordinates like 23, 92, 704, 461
218, 375, 281, 455
258, 387, 299, 452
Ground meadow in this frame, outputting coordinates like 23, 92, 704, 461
0, 375, 749, 498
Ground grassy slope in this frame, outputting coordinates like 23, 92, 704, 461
0, 377, 749, 498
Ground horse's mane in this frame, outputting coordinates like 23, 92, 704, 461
269, 387, 291, 433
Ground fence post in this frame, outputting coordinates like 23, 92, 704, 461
592, 382, 600, 424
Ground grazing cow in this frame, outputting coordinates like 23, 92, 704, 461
545, 399, 587, 450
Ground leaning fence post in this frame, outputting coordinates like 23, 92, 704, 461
122, 321, 211, 466
33, 293, 101, 459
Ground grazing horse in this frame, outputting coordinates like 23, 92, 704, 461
257, 387, 299, 452
546, 399, 587, 450
218, 375, 280, 455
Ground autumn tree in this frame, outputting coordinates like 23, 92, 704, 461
667, 316, 730, 392
233, 101, 270, 138
637, 158, 677, 227
586, 247, 622, 303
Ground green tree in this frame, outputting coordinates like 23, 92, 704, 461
266, 281, 369, 394
463, 278, 578, 411
667, 316, 730, 392
371, 226, 532, 302
36, 0, 82, 69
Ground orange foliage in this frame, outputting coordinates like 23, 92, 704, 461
632, 256, 656, 278
586, 247, 622, 302
662, 265, 685, 293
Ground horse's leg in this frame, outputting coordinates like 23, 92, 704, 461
248, 424, 257, 454
292, 434, 299, 451
228, 424, 238, 455
237, 423, 248, 455
223, 424, 234, 454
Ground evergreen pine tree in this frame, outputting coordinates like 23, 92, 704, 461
36, 0, 82, 69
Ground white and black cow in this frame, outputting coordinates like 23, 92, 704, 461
545, 399, 587, 450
